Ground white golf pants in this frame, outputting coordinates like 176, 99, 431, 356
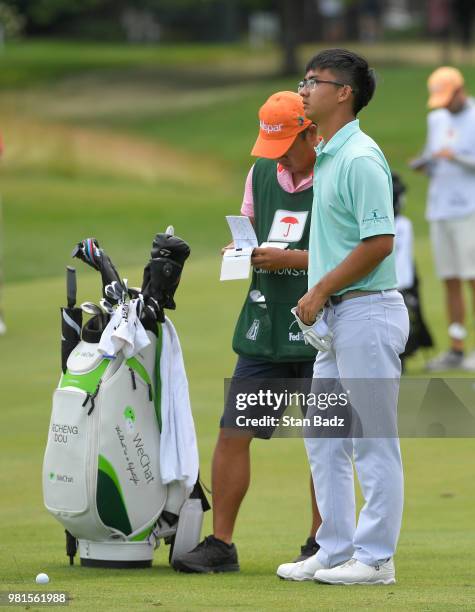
305, 290, 409, 567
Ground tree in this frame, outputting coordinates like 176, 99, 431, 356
279, 0, 303, 75
0, 2, 25, 43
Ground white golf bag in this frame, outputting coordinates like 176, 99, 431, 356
42, 233, 208, 568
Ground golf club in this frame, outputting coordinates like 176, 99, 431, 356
80, 302, 103, 316
99, 299, 114, 315
105, 281, 123, 303
66, 266, 77, 308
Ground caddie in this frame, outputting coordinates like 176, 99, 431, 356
173, 91, 322, 573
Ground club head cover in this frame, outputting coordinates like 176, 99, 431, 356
142, 231, 191, 310
71, 238, 102, 271
72, 238, 126, 304
150, 232, 190, 267
149, 258, 182, 310
99, 255, 124, 301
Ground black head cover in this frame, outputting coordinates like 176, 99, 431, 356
71, 238, 125, 303
142, 232, 191, 312
150, 233, 191, 267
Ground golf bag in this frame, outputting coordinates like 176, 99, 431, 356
392, 172, 434, 368
401, 270, 434, 360
42, 231, 208, 568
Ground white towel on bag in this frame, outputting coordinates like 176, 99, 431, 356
159, 317, 199, 490
98, 299, 150, 358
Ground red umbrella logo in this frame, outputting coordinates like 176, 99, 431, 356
280, 216, 299, 237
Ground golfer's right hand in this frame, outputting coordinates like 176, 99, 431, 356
221, 241, 234, 255
297, 286, 327, 326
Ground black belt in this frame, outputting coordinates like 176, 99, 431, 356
327, 290, 386, 307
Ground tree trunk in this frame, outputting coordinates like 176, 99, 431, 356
279, 0, 302, 76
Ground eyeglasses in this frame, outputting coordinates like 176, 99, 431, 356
297, 77, 351, 92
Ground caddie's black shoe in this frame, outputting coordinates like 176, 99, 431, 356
293, 536, 320, 562
172, 535, 239, 573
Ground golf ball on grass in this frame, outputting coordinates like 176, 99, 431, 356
35, 573, 49, 584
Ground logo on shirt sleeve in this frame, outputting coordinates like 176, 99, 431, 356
267, 209, 308, 242
362, 208, 389, 224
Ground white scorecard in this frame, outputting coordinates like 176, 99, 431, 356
220, 216, 290, 281
219, 216, 257, 281
225, 215, 258, 250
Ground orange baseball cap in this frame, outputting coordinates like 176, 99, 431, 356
251, 91, 312, 159
427, 67, 464, 109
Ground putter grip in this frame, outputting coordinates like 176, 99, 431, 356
66, 266, 77, 307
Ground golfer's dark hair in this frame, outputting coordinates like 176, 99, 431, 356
305, 48, 376, 115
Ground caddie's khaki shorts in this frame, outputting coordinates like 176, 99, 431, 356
430, 210, 475, 279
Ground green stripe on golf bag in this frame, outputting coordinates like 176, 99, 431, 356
127, 357, 152, 386
130, 525, 154, 542
97, 455, 132, 536
59, 359, 109, 393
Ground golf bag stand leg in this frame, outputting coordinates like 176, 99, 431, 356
65, 530, 78, 566
169, 498, 204, 564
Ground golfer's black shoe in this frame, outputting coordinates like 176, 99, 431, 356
172, 535, 239, 573
293, 536, 320, 562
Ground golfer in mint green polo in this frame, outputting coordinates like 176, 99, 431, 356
277, 49, 409, 586
308, 123, 397, 293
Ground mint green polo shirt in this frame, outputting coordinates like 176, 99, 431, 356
308, 119, 397, 294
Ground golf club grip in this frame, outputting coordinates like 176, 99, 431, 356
66, 266, 77, 308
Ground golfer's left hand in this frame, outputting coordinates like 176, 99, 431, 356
297, 286, 328, 325
251, 247, 286, 271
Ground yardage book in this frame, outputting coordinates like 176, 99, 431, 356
220, 216, 288, 281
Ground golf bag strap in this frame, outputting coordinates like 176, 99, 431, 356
190, 476, 211, 513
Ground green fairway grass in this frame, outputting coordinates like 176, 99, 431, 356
1, 42, 474, 610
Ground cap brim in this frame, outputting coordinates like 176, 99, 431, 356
251, 133, 298, 159
427, 90, 454, 109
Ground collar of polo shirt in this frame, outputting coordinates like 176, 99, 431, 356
316, 119, 360, 157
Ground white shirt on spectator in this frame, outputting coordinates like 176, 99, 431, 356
423, 98, 475, 221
